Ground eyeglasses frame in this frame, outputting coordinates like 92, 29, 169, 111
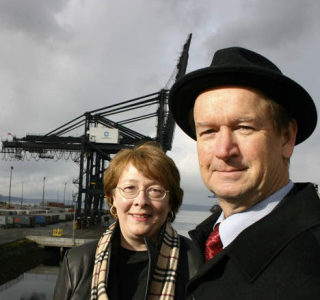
115, 186, 170, 201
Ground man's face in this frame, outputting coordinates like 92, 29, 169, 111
194, 87, 296, 214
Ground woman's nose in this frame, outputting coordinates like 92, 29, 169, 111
133, 190, 149, 206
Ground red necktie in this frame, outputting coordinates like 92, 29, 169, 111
205, 223, 223, 262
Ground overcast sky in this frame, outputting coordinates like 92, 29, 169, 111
0, 0, 319, 207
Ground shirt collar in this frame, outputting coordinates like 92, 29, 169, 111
216, 181, 294, 248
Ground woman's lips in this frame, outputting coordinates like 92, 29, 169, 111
130, 213, 151, 221
216, 168, 245, 172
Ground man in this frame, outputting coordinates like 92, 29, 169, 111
169, 47, 320, 299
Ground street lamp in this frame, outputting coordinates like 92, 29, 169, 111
42, 176, 46, 208
8, 166, 13, 208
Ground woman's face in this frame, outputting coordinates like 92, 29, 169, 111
113, 163, 171, 250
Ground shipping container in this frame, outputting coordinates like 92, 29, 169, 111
0, 215, 14, 228
13, 215, 35, 227
58, 213, 67, 221
33, 215, 47, 226
57, 212, 73, 222
46, 213, 59, 224
0, 209, 17, 215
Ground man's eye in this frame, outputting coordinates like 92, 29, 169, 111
238, 125, 254, 131
200, 129, 216, 136
236, 126, 256, 135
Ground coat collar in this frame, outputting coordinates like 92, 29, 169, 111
189, 183, 320, 286
189, 205, 222, 254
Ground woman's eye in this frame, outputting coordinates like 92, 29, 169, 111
123, 186, 137, 192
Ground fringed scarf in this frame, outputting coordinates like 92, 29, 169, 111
91, 221, 180, 300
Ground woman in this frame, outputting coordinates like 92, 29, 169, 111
53, 142, 200, 300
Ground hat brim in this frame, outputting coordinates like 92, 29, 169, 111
169, 66, 317, 145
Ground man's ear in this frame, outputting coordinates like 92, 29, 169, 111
282, 119, 297, 159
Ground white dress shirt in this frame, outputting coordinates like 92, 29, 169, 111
215, 181, 294, 248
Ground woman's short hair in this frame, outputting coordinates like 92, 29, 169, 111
104, 141, 183, 222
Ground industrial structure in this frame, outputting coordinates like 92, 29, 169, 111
1, 34, 192, 228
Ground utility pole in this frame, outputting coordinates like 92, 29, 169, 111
8, 166, 13, 208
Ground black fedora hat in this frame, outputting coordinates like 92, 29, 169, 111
169, 47, 317, 144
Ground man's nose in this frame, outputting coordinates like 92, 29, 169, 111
214, 127, 238, 159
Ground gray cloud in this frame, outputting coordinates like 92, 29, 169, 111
0, 0, 319, 206
202, 0, 320, 52
0, 0, 67, 39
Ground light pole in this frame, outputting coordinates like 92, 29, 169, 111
20, 182, 24, 208
72, 191, 77, 246
63, 182, 67, 206
42, 176, 46, 208
8, 166, 13, 208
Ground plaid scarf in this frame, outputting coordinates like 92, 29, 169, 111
91, 221, 180, 300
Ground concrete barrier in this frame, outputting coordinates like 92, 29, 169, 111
26, 235, 96, 248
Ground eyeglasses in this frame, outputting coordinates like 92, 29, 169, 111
116, 185, 169, 201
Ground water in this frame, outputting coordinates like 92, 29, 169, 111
0, 267, 58, 300
173, 203, 212, 237
0, 204, 212, 300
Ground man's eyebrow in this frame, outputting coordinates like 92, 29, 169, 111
194, 121, 214, 127
195, 117, 256, 125
237, 117, 256, 122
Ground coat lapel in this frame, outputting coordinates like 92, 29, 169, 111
227, 183, 320, 281
189, 183, 320, 288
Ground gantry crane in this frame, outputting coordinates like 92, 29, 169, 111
1, 34, 192, 227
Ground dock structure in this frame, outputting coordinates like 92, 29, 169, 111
0, 219, 107, 248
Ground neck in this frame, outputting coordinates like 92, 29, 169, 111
219, 201, 253, 218
120, 234, 147, 251
218, 180, 290, 218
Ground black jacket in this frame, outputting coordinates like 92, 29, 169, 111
187, 183, 320, 300
53, 224, 201, 300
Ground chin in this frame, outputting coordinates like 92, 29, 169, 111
133, 225, 153, 234
215, 189, 245, 201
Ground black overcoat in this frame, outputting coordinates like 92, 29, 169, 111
188, 183, 320, 300
53, 224, 201, 300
